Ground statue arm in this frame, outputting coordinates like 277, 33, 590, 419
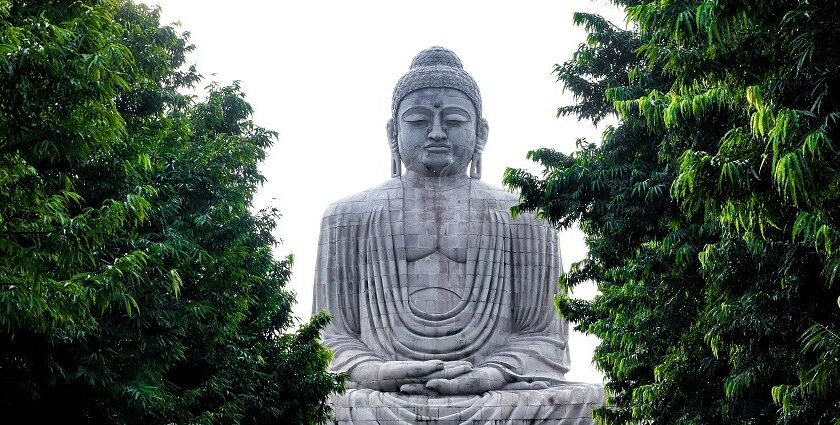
479, 215, 571, 383
312, 210, 385, 375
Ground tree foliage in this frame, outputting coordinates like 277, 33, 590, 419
0, 1, 343, 423
505, 1, 839, 423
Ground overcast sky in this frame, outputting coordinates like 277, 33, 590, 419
143, 0, 625, 384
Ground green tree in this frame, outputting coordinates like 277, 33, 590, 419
1, 1, 343, 423
505, 1, 839, 423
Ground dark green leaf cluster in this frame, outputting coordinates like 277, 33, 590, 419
505, 1, 839, 423
0, 1, 343, 423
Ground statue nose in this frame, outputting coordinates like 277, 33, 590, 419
428, 123, 447, 141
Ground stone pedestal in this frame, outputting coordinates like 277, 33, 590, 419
331, 383, 604, 425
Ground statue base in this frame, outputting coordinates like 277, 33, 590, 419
330, 383, 604, 425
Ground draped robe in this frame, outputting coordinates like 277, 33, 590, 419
313, 178, 603, 424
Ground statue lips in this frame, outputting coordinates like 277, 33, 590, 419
424, 143, 450, 153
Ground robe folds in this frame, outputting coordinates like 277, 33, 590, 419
313, 177, 604, 424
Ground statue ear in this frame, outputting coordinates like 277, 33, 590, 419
386, 118, 401, 177
386, 118, 398, 150
476, 118, 489, 149
470, 118, 489, 179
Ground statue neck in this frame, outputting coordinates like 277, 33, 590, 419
402, 170, 471, 191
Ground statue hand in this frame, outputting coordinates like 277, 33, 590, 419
501, 380, 551, 391
352, 360, 472, 391
425, 366, 508, 395
397, 361, 473, 395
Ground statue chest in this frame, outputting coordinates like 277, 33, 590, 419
400, 185, 471, 314
401, 186, 470, 262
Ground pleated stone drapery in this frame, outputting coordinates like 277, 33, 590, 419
313, 178, 603, 424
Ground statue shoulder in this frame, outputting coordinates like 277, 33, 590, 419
470, 179, 521, 208
470, 180, 546, 227
322, 178, 401, 219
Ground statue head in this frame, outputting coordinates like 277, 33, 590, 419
387, 47, 489, 178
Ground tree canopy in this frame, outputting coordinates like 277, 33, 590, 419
1, 1, 343, 423
505, 0, 839, 423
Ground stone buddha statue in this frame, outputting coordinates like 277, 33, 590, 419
313, 46, 603, 424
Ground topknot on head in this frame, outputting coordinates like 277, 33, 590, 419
410, 46, 463, 69
391, 46, 482, 127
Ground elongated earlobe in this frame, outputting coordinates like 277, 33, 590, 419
469, 153, 482, 179
470, 118, 488, 179
387, 118, 402, 177
391, 152, 402, 177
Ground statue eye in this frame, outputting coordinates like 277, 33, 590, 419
444, 114, 468, 126
404, 113, 430, 127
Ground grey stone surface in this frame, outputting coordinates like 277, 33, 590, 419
313, 46, 603, 424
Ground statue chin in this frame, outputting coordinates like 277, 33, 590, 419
418, 158, 463, 176
424, 166, 454, 176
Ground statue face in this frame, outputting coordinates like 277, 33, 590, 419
396, 87, 478, 176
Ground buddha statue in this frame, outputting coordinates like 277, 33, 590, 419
313, 46, 603, 424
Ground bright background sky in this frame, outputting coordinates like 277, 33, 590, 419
143, 0, 625, 384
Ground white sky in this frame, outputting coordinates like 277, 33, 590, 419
144, 0, 625, 384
